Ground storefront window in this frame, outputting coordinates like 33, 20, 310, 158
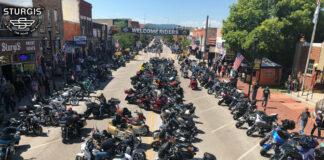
307, 59, 314, 74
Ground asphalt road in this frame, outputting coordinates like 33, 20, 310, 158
16, 40, 266, 160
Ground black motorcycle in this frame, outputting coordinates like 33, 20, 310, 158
84, 98, 119, 119
59, 114, 86, 143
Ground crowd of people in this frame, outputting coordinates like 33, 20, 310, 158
0, 70, 52, 114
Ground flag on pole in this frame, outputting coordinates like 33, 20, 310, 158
233, 53, 244, 70
313, 0, 321, 24
115, 40, 119, 48
221, 51, 226, 61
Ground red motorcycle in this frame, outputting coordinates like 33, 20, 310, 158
150, 95, 168, 113
189, 77, 198, 90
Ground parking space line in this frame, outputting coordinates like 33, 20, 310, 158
148, 111, 154, 160
237, 143, 259, 160
210, 121, 235, 133
28, 139, 61, 151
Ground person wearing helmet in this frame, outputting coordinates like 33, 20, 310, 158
311, 110, 323, 139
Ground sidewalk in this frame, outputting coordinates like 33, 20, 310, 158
286, 90, 323, 107
230, 78, 322, 138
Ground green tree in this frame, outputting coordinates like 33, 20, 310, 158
222, 0, 324, 67
113, 32, 136, 49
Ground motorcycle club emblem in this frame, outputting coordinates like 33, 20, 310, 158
2, 7, 43, 35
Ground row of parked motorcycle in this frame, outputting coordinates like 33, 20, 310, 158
123, 56, 216, 160
179, 57, 324, 160
144, 38, 163, 54
0, 45, 147, 160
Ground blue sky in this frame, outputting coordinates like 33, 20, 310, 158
91, 0, 237, 28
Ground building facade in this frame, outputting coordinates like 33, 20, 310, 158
33, 0, 64, 72
79, 0, 92, 54
0, 1, 41, 81
292, 41, 324, 92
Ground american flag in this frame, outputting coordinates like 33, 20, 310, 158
115, 40, 119, 48
233, 53, 244, 70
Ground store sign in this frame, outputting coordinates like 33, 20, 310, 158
0, 40, 39, 55
74, 36, 87, 45
2, 7, 43, 35
121, 27, 189, 35
1, 42, 21, 53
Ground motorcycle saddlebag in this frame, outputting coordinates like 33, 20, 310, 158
203, 152, 216, 160
281, 119, 296, 130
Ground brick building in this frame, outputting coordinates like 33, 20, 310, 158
79, 0, 92, 53
292, 41, 324, 92
33, 0, 64, 68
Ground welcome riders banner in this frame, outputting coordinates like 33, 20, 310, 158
121, 27, 189, 35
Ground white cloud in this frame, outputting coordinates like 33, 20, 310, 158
202, 19, 222, 28
179, 21, 200, 26
179, 19, 222, 28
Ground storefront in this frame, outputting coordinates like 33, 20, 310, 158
0, 39, 40, 81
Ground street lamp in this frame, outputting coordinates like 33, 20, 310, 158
48, 26, 56, 91
248, 36, 259, 99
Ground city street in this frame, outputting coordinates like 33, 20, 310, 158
15, 41, 265, 160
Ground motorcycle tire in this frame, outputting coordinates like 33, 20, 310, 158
259, 137, 268, 147
35, 126, 43, 136
62, 138, 68, 144
142, 125, 150, 136
75, 155, 83, 160
215, 92, 220, 98
260, 149, 267, 156
151, 141, 160, 151
218, 100, 223, 106
235, 121, 244, 128
233, 114, 239, 120
246, 129, 253, 136
207, 89, 213, 95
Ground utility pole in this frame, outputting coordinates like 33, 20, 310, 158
203, 15, 209, 62
301, 1, 320, 95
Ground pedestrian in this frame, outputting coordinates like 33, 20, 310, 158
293, 78, 299, 92
252, 82, 259, 100
217, 64, 222, 77
31, 78, 39, 98
43, 73, 51, 97
297, 107, 310, 135
286, 75, 292, 94
221, 65, 226, 78
4, 80, 15, 113
262, 86, 270, 111
311, 110, 323, 139
14, 77, 25, 102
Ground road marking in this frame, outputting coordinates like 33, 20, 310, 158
28, 139, 61, 151
237, 143, 259, 160
210, 121, 235, 133
197, 107, 218, 114
148, 111, 154, 160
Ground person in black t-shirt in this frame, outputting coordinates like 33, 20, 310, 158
93, 136, 115, 160
262, 86, 270, 111
297, 107, 310, 135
